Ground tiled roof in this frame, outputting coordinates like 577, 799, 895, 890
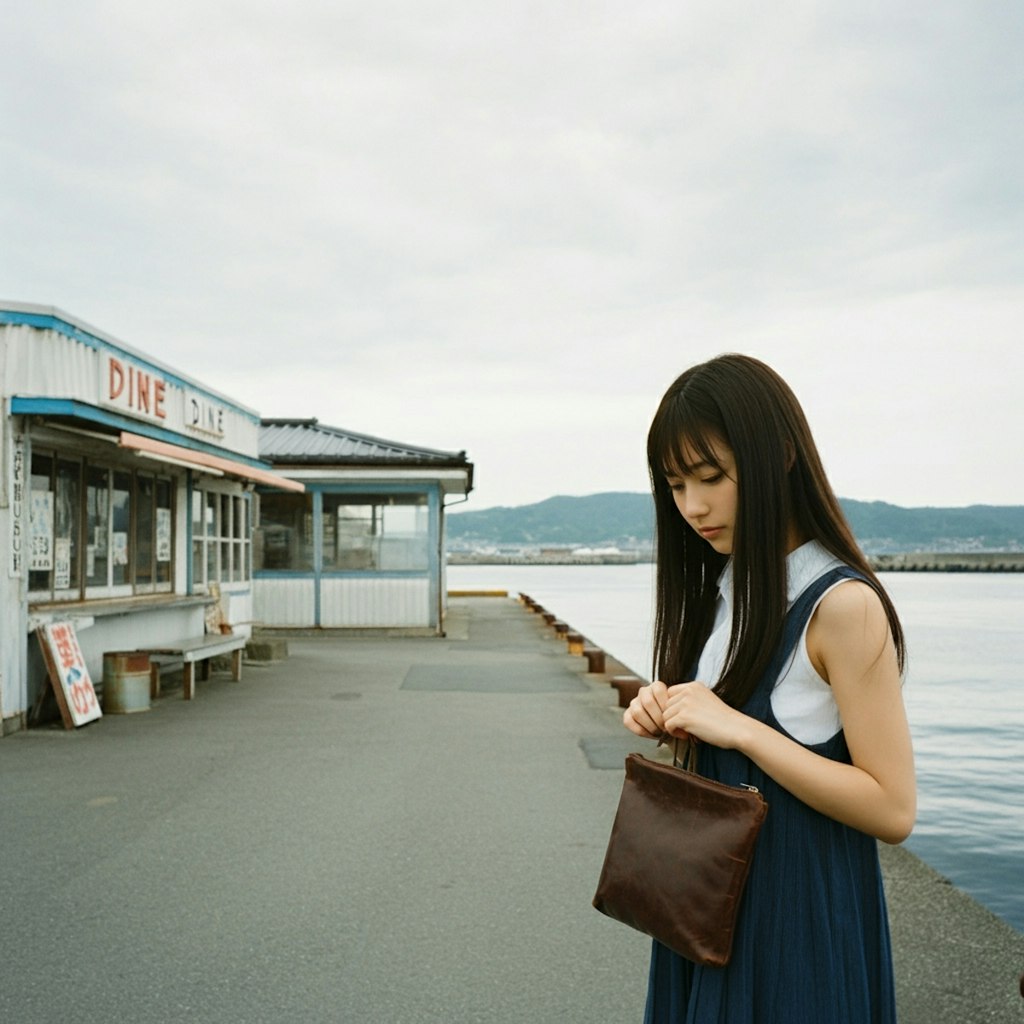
259, 418, 469, 466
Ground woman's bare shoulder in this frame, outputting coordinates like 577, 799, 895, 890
809, 578, 892, 668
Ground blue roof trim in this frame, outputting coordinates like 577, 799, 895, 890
10, 397, 276, 470
0, 308, 260, 426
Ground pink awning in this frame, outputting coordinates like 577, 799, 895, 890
119, 432, 305, 492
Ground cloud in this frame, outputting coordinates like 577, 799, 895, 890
2, 1, 1023, 508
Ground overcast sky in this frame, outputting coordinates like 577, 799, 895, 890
3, 2, 1023, 510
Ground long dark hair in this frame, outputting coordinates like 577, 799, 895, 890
647, 354, 905, 708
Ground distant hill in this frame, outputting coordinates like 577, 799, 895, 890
447, 492, 1024, 554
448, 492, 653, 548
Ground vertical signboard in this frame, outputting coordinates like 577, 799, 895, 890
10, 436, 25, 577
37, 621, 103, 728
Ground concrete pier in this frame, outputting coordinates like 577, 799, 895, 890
0, 596, 1021, 1023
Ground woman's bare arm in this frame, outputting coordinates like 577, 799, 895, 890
660, 581, 916, 844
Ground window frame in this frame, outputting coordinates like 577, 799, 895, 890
28, 446, 176, 603
190, 480, 251, 593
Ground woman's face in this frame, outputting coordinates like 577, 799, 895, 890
664, 438, 739, 555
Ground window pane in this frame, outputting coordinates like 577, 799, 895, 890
155, 478, 172, 584
86, 465, 110, 587
192, 490, 204, 587
233, 496, 245, 538
321, 493, 429, 572
135, 474, 155, 586
29, 452, 54, 592
206, 493, 218, 537
220, 495, 232, 580
206, 534, 217, 581
379, 498, 429, 570
205, 492, 218, 580
325, 500, 375, 570
234, 496, 248, 581
254, 492, 314, 571
54, 460, 81, 592
112, 471, 131, 585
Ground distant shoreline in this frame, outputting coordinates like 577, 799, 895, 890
448, 551, 1024, 572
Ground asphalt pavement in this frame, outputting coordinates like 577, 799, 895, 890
1, 596, 1021, 1023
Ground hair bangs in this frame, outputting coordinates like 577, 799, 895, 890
648, 389, 728, 483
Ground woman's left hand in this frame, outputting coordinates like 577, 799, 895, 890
662, 682, 751, 750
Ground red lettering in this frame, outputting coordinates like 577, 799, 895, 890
71, 678, 95, 716
55, 633, 76, 668
154, 379, 166, 419
137, 371, 150, 413
70, 681, 87, 716
109, 358, 125, 400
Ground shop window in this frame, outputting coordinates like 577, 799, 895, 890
28, 449, 172, 601
135, 473, 155, 588
29, 453, 84, 595
28, 452, 55, 593
191, 485, 250, 591
85, 464, 110, 588
112, 471, 131, 586
55, 459, 82, 593
155, 478, 173, 585
322, 493, 429, 572
253, 491, 314, 571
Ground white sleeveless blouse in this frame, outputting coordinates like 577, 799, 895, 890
694, 540, 850, 745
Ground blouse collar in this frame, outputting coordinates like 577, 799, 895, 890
717, 539, 838, 610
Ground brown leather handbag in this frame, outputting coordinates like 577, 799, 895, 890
592, 740, 767, 968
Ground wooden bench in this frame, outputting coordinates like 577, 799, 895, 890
138, 633, 247, 701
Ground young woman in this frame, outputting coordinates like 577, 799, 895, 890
623, 354, 915, 1023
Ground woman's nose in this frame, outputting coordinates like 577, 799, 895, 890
683, 487, 709, 519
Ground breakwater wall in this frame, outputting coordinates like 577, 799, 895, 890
868, 552, 1024, 572
452, 551, 1024, 570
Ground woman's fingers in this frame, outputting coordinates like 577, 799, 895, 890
623, 681, 670, 738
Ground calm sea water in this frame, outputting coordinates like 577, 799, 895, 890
448, 563, 1024, 934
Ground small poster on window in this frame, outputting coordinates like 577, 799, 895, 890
156, 508, 172, 561
112, 531, 128, 566
54, 538, 71, 589
30, 490, 54, 570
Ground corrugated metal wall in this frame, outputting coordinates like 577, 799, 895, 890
320, 577, 430, 627
253, 578, 317, 627
253, 576, 431, 628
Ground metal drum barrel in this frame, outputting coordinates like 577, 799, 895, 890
102, 651, 151, 713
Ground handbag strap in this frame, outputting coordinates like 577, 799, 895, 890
672, 737, 699, 772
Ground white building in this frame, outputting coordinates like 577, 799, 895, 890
0, 303, 302, 734
254, 418, 474, 633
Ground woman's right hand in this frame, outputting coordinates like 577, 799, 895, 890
622, 680, 671, 739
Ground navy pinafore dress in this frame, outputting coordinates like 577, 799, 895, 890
644, 567, 897, 1024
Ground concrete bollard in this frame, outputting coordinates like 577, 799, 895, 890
610, 675, 643, 708
583, 647, 606, 674
567, 632, 585, 656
